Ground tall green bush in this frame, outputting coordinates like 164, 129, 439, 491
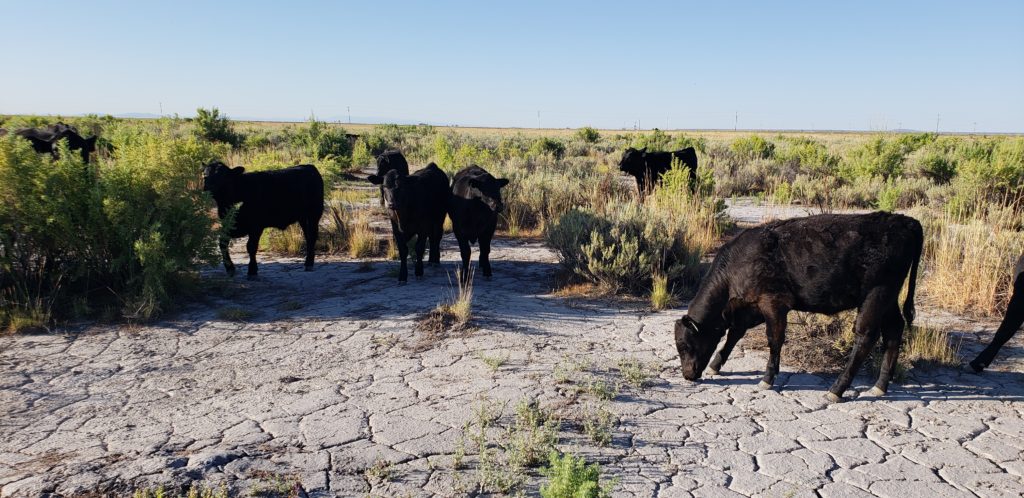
193, 107, 243, 147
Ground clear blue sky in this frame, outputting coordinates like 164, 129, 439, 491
2, 1, 1022, 132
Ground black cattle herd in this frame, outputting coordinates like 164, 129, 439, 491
4, 125, 1023, 400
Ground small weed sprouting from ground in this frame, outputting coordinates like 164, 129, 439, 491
348, 211, 379, 258
477, 352, 507, 373
616, 357, 653, 390
902, 325, 962, 367
416, 268, 475, 342
539, 450, 617, 498
649, 273, 677, 310
580, 378, 620, 401
247, 470, 303, 498
553, 355, 593, 384
504, 398, 561, 469
262, 225, 306, 256
581, 402, 616, 447
216, 306, 257, 322
364, 459, 395, 484
132, 484, 229, 498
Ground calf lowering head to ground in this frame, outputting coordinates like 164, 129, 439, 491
203, 161, 324, 279
674, 212, 923, 402
618, 146, 698, 198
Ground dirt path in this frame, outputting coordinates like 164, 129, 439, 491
2, 197, 1024, 497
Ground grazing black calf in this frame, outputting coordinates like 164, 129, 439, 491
674, 212, 923, 402
202, 161, 324, 279
13, 123, 97, 163
367, 149, 410, 205
380, 163, 450, 282
970, 253, 1024, 373
618, 146, 698, 197
449, 165, 509, 280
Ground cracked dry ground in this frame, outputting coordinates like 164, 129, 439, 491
2, 239, 1024, 498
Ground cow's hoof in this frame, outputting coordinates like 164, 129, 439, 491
706, 368, 720, 376
757, 380, 773, 390
825, 392, 843, 403
969, 360, 985, 373
304, 265, 314, 272
866, 386, 886, 397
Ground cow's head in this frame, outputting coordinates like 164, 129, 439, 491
466, 168, 509, 213
380, 169, 411, 211
674, 315, 722, 381
202, 161, 245, 214
618, 147, 646, 174
368, 150, 407, 186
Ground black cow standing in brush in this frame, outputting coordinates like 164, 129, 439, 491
379, 163, 450, 282
970, 253, 1024, 373
202, 161, 324, 279
367, 149, 409, 205
6, 122, 98, 163
449, 165, 509, 281
674, 212, 923, 402
618, 146, 698, 197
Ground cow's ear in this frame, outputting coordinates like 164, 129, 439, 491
231, 166, 245, 175
367, 174, 383, 185
640, 147, 647, 153
468, 178, 482, 189
680, 315, 700, 333
496, 178, 509, 188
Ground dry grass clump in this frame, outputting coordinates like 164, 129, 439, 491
649, 273, 677, 310
347, 211, 380, 258
902, 325, 961, 367
415, 268, 475, 346
919, 204, 1024, 317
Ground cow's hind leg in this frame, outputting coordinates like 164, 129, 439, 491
828, 289, 888, 402
758, 304, 788, 390
414, 233, 427, 278
457, 236, 472, 283
869, 303, 905, 396
300, 219, 318, 271
220, 235, 235, 277
708, 327, 749, 375
395, 227, 409, 283
428, 218, 443, 265
246, 228, 264, 279
971, 276, 1024, 372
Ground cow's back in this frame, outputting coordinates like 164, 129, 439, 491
724, 212, 922, 314
237, 165, 324, 230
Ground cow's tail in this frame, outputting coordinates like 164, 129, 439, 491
902, 221, 924, 330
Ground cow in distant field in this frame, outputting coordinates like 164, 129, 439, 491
378, 163, 450, 282
618, 147, 698, 197
202, 161, 324, 279
674, 212, 923, 402
449, 165, 509, 281
367, 149, 410, 205
11, 122, 97, 163
970, 253, 1024, 373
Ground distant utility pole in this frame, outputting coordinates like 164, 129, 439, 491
347, 106, 351, 124
734, 112, 738, 131
537, 110, 541, 128
935, 114, 941, 133
159, 102, 163, 116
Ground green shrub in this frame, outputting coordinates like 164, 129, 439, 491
576, 126, 600, 143
539, 451, 616, 498
0, 128, 225, 328
193, 107, 243, 147
285, 118, 353, 180
776, 137, 838, 176
840, 134, 934, 181
631, 129, 672, 151
730, 135, 775, 160
530, 137, 566, 158
673, 134, 707, 154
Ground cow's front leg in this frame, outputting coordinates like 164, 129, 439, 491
479, 232, 493, 279
708, 326, 749, 375
414, 234, 427, 278
246, 228, 264, 279
220, 235, 235, 277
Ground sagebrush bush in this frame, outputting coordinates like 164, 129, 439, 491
0, 128, 225, 328
730, 135, 775, 160
576, 126, 600, 143
193, 107, 243, 147
540, 451, 616, 498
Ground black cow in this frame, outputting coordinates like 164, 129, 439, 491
674, 212, 923, 402
202, 161, 324, 279
367, 150, 410, 205
379, 163, 450, 282
970, 253, 1024, 373
619, 147, 698, 197
12, 123, 97, 163
449, 165, 509, 281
